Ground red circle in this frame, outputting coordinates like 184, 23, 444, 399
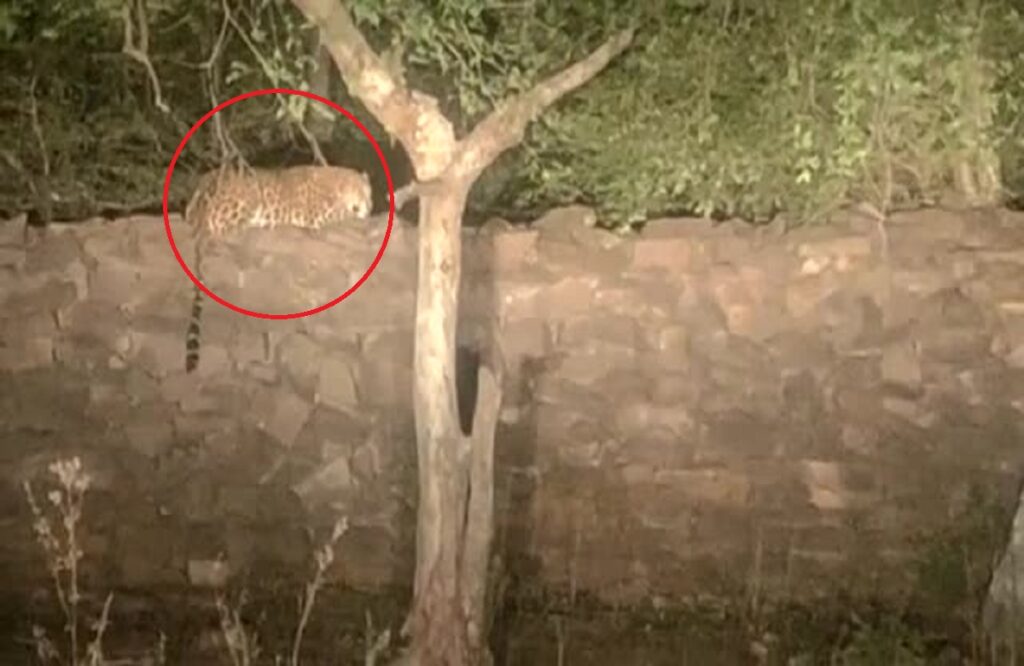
162, 88, 394, 320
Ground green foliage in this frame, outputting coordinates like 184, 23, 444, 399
991, 6, 1024, 202
0, 0, 190, 216
833, 617, 928, 666
225, 0, 332, 126
0, 0, 120, 46
914, 483, 1010, 617
347, 0, 632, 126
507, 0, 1024, 226
0, 0, 334, 216
1, 0, 1021, 224
0, 0, 641, 217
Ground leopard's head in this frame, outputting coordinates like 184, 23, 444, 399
342, 172, 373, 219
309, 168, 373, 225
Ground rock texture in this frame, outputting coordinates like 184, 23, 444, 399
1, 206, 1024, 619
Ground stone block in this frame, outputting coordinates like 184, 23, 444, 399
499, 318, 549, 361
336, 524, 408, 590
654, 467, 752, 508
133, 330, 187, 378
618, 428, 692, 469
628, 483, 696, 532
555, 348, 633, 386
481, 229, 538, 272
187, 559, 230, 589
318, 356, 360, 410
785, 274, 841, 320
632, 236, 699, 273
118, 525, 183, 587
595, 282, 674, 320
2, 278, 77, 316
123, 416, 175, 459
229, 330, 270, 368
507, 276, 599, 320
559, 314, 637, 348
0, 336, 53, 371
639, 325, 689, 371
537, 231, 633, 274
798, 460, 881, 511
795, 235, 873, 276
81, 219, 139, 260
278, 332, 325, 393
649, 372, 698, 404
320, 281, 416, 330
614, 401, 695, 438
193, 344, 232, 378
90, 256, 146, 306
24, 234, 83, 273
881, 341, 922, 390
915, 327, 991, 363
0, 246, 26, 269
535, 406, 607, 448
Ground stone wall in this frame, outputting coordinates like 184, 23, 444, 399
2, 206, 1024, 616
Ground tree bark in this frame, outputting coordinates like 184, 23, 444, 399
408, 180, 473, 665
307, 31, 334, 140
288, 2, 634, 664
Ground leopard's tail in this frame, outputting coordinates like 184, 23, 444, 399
185, 225, 205, 373
183, 174, 206, 370
185, 280, 203, 373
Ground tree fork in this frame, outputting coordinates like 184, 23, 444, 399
289, 2, 634, 663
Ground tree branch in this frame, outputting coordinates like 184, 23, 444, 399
121, 0, 170, 114
290, 0, 456, 180
459, 362, 503, 655
455, 28, 635, 182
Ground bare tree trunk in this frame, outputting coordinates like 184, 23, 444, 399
287, 3, 633, 664
408, 181, 474, 664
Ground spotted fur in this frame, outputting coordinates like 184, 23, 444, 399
184, 166, 373, 373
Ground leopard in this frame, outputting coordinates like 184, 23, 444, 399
183, 165, 373, 373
